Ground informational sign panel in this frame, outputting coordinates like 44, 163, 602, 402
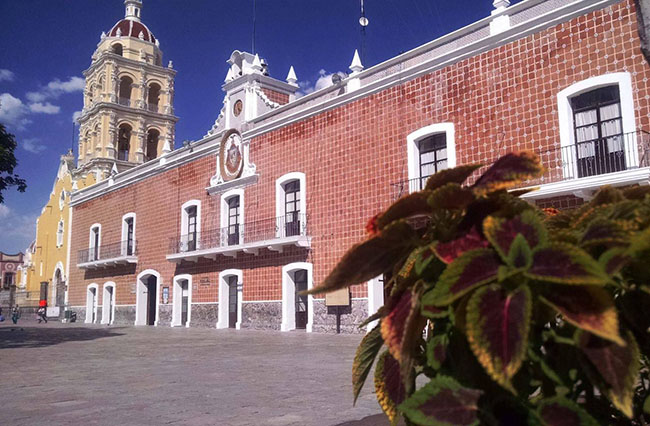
325, 288, 350, 307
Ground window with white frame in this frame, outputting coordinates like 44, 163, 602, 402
89, 224, 101, 261
220, 189, 244, 246
180, 200, 201, 252
121, 213, 136, 256
56, 220, 64, 248
275, 172, 306, 238
407, 124, 456, 193
557, 73, 638, 180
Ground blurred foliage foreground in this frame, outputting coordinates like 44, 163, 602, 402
306, 152, 650, 425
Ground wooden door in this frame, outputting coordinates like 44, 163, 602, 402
146, 277, 156, 326
228, 276, 238, 328
294, 270, 308, 329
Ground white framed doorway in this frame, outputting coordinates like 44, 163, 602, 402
85, 283, 99, 324
135, 269, 161, 326
281, 262, 313, 332
102, 282, 116, 325
172, 274, 192, 327
217, 269, 242, 329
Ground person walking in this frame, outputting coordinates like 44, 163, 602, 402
11, 305, 20, 324
37, 306, 48, 323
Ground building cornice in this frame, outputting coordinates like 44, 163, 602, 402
84, 52, 176, 77
77, 103, 179, 124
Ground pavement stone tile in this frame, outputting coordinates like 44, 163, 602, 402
0, 320, 390, 426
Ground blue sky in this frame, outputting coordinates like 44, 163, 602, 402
0, 0, 520, 253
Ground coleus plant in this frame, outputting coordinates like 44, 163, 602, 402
306, 152, 650, 425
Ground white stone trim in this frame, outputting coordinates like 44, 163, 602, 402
367, 276, 384, 332
101, 282, 116, 325
190, 301, 218, 305
121, 212, 136, 255
275, 172, 306, 237
281, 262, 313, 333
220, 188, 245, 245
89, 223, 102, 259
557, 72, 639, 178
52, 261, 65, 307
135, 269, 161, 326
407, 123, 456, 191
217, 269, 243, 329
64, 207, 73, 307
172, 274, 192, 327
180, 200, 201, 250
242, 300, 282, 304
85, 283, 99, 324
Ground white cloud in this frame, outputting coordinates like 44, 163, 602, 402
0, 211, 37, 252
0, 93, 31, 130
0, 204, 10, 218
22, 138, 46, 153
28, 102, 60, 114
26, 76, 84, 102
296, 69, 347, 98
0, 69, 15, 83
72, 110, 82, 123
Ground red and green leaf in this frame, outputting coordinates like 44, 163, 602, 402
428, 183, 476, 210
424, 164, 482, 191
377, 191, 431, 230
375, 350, 407, 426
537, 397, 599, 426
422, 248, 500, 307
426, 334, 449, 370
434, 227, 489, 264
580, 218, 630, 248
472, 151, 544, 195
466, 284, 532, 391
306, 220, 417, 295
525, 243, 609, 286
539, 286, 624, 346
506, 233, 533, 270
381, 289, 426, 363
399, 375, 482, 426
578, 330, 640, 418
352, 325, 384, 405
598, 247, 630, 275
483, 210, 547, 262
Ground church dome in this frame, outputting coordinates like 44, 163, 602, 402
108, 19, 156, 44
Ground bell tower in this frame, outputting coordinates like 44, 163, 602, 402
76, 0, 177, 178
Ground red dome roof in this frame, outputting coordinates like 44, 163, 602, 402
108, 19, 156, 44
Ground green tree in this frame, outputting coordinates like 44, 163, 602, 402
0, 123, 27, 204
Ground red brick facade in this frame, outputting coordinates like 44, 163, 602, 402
68, 0, 650, 331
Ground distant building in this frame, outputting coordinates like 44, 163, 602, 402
0, 252, 24, 307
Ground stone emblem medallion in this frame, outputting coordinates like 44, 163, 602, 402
220, 129, 244, 181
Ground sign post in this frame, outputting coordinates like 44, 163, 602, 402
325, 288, 350, 334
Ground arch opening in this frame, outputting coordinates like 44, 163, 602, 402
117, 124, 132, 161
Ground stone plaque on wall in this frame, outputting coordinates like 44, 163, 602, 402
200, 277, 211, 286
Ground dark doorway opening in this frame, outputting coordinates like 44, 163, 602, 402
180, 280, 189, 326
294, 270, 308, 330
228, 276, 238, 328
146, 276, 157, 326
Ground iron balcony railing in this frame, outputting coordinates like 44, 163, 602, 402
168, 213, 308, 255
392, 130, 650, 199
118, 97, 132, 107
78, 240, 137, 264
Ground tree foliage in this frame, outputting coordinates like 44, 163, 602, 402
311, 152, 650, 425
0, 123, 27, 204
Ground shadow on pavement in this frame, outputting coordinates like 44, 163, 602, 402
0, 325, 125, 349
333, 414, 397, 426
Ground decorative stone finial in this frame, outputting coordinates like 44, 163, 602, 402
349, 49, 364, 74
225, 68, 234, 82
251, 54, 263, 73
493, 0, 510, 10
138, 31, 145, 40
116, 27, 122, 37
155, 39, 160, 47
167, 60, 173, 69
111, 163, 119, 177
286, 66, 298, 86
100, 31, 106, 39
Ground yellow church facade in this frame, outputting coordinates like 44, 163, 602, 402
19, 153, 95, 310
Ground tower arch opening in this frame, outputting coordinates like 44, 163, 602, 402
146, 129, 159, 162
118, 76, 133, 106
117, 124, 132, 161
112, 43, 123, 56
147, 83, 160, 112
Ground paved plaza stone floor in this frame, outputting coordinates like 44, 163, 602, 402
0, 319, 389, 426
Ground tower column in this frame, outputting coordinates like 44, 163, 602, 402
135, 120, 145, 163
